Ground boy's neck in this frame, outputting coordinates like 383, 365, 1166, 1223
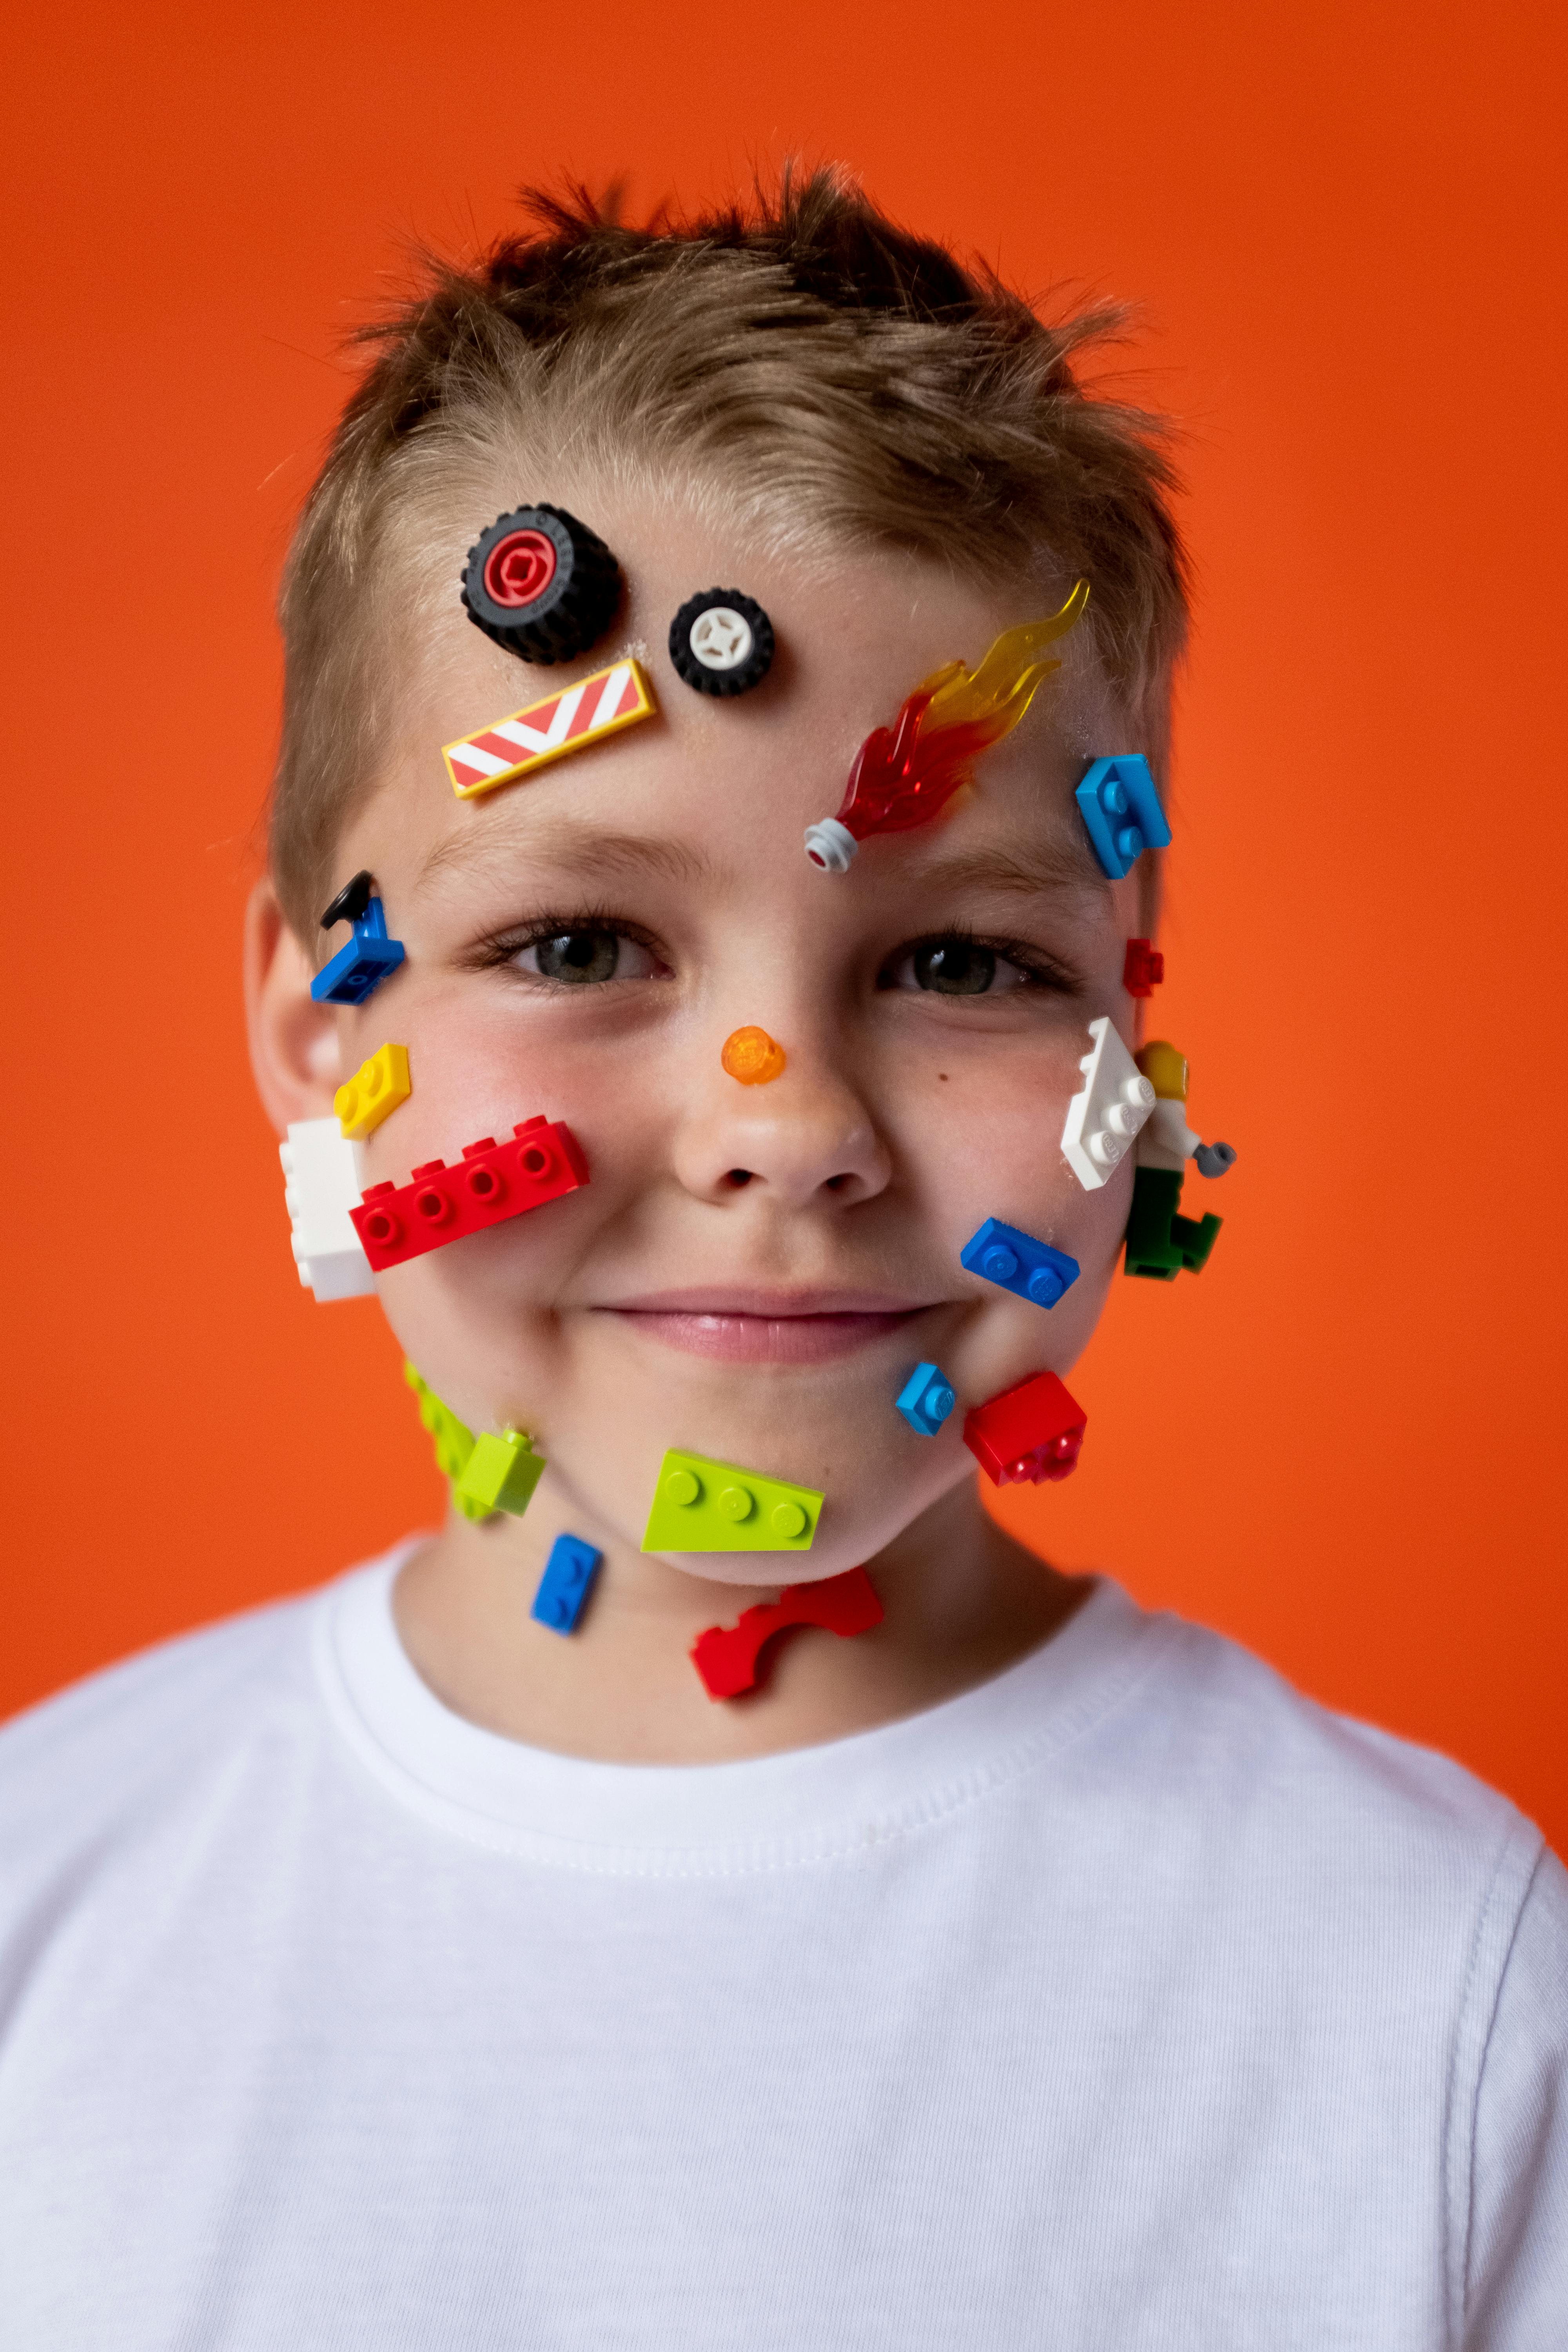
391, 1481, 1087, 1766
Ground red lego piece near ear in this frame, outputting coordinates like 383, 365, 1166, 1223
350, 1116, 588, 1271
963, 1371, 1087, 1487
1122, 938, 1164, 996
1128, 936, 1166, 993
690, 1566, 884, 1700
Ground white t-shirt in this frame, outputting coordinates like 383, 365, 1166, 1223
1, 1547, 1563, 2351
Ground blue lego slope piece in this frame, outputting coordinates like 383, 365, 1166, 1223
896, 1362, 956, 1436
310, 897, 407, 1007
531, 1533, 603, 1635
960, 1218, 1080, 1310
1074, 757, 1172, 881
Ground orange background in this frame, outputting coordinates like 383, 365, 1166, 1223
2, 2, 1563, 1845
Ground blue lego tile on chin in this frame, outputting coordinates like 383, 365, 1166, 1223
896, 1362, 956, 1436
531, 1534, 603, 1635
1074, 757, 1172, 881
960, 1218, 1080, 1310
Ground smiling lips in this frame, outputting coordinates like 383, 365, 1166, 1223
602, 1288, 933, 1364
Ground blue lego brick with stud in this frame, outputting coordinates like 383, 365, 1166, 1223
311, 895, 407, 1007
1074, 756, 1172, 880
897, 1362, 956, 1436
960, 1218, 1080, 1310
531, 1533, 603, 1635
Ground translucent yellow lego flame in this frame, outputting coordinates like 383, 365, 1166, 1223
921, 579, 1091, 738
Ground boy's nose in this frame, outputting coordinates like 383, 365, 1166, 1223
671, 1035, 892, 1210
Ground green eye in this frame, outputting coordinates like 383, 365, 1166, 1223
912, 940, 997, 995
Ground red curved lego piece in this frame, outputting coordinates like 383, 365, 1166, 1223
350, 1116, 588, 1271
690, 1566, 884, 1700
962, 1370, 1086, 1488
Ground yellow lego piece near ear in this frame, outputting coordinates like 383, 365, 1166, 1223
641, 1448, 823, 1555
336, 1042, 411, 1140
454, 1427, 546, 1519
403, 1361, 492, 1521
1135, 1040, 1189, 1102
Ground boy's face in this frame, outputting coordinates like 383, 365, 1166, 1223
321, 481, 1145, 1584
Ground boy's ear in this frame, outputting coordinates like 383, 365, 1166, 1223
243, 876, 343, 1135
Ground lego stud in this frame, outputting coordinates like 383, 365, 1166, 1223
804, 584, 1089, 868
669, 589, 775, 696
335, 1043, 411, 1141
721, 1026, 787, 1085
443, 660, 657, 800
461, 504, 620, 665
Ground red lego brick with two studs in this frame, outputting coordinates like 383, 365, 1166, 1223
350, 1117, 588, 1271
963, 1370, 1087, 1487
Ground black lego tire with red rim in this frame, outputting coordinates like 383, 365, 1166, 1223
461, 505, 621, 665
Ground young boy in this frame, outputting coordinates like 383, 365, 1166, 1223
2, 174, 1563, 2348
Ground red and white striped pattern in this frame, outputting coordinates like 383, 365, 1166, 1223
443, 659, 656, 799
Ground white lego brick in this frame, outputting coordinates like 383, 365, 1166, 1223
1060, 1017, 1156, 1191
280, 1118, 374, 1301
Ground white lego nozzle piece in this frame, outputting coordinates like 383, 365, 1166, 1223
1060, 1016, 1157, 1192
280, 1118, 375, 1301
804, 818, 857, 871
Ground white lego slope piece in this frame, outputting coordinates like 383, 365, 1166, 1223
280, 1118, 374, 1301
1060, 1017, 1157, 1191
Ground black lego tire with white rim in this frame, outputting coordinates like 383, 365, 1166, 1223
668, 589, 775, 696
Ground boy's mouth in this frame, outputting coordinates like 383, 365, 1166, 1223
598, 1287, 936, 1365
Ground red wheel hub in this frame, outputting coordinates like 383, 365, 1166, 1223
483, 528, 557, 608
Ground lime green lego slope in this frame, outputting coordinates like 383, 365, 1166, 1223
641, 1449, 823, 1554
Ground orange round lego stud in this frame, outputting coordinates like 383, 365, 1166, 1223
721, 1026, 787, 1085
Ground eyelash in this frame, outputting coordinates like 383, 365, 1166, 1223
881, 929, 1079, 995
470, 910, 668, 977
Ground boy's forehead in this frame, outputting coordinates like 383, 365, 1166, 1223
372, 477, 1117, 895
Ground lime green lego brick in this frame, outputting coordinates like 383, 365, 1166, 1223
454, 1427, 546, 1518
641, 1449, 823, 1554
403, 1361, 493, 1521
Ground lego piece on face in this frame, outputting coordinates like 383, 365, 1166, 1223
461, 504, 621, 666
669, 589, 775, 695
403, 1361, 492, 1520
1122, 937, 1164, 996
310, 875, 407, 1007
959, 1218, 1080, 1310
455, 1426, 546, 1519
1123, 1166, 1222, 1279
1074, 757, 1172, 880
334, 1043, 412, 1141
721, 1026, 787, 1084
350, 1116, 589, 1272
690, 1566, 884, 1700
531, 1535, 603, 1635
280, 1118, 374, 1301
641, 1450, 824, 1555
1060, 1018, 1158, 1192
896, 1363, 956, 1436
963, 1370, 1087, 1487
804, 583, 1089, 867
442, 660, 657, 800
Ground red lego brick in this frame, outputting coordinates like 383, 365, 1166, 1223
1122, 937, 1165, 996
690, 1566, 884, 1700
349, 1116, 589, 1271
962, 1370, 1087, 1487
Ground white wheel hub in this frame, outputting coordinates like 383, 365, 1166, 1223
689, 606, 753, 670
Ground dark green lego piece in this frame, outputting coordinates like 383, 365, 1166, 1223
1123, 1168, 1222, 1280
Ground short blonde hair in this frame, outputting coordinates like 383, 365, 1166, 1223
269, 168, 1189, 936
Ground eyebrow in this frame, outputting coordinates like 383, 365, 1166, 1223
900, 835, 1109, 899
417, 819, 719, 896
